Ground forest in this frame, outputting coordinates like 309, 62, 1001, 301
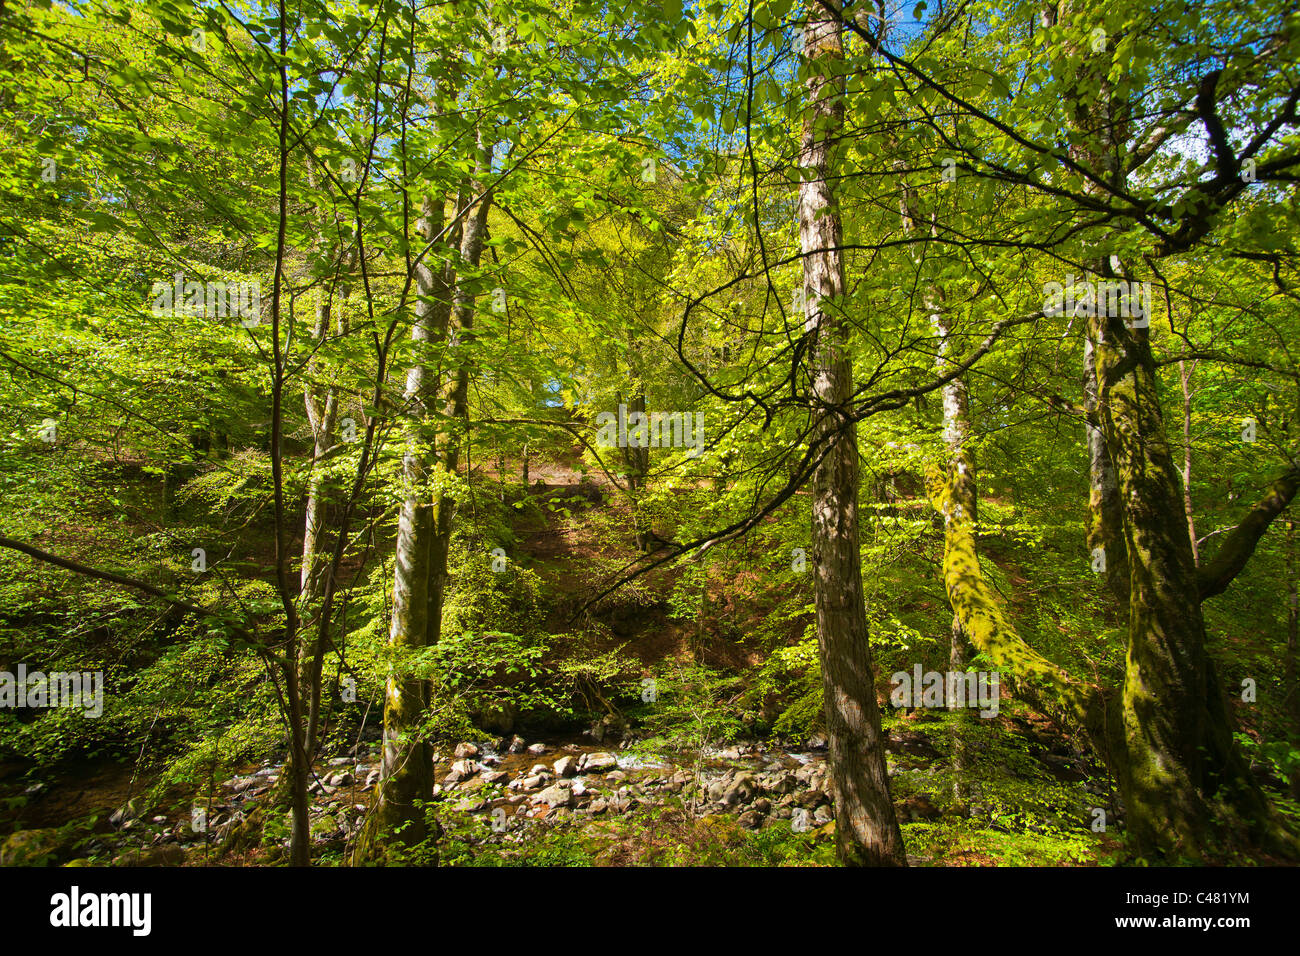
1, 0, 1299, 873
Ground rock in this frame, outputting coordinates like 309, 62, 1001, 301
311, 814, 340, 839
326, 772, 354, 787
579, 751, 619, 774
112, 844, 186, 867
454, 742, 480, 759
528, 763, 550, 775
766, 772, 798, 795
1, 828, 65, 866
718, 746, 744, 761
482, 770, 510, 785
446, 759, 479, 782
518, 774, 546, 791
365, 770, 380, 787
109, 798, 145, 828
327, 757, 352, 767
507, 735, 527, 754
527, 743, 547, 755
531, 782, 576, 808
813, 805, 834, 825
720, 772, 759, 807
553, 755, 579, 777
738, 810, 764, 830
588, 798, 609, 814
752, 797, 772, 814
796, 789, 830, 810
807, 734, 828, 749
900, 795, 941, 821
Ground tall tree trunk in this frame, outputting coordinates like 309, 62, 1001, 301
427, 147, 493, 652
801, 0, 905, 867
933, 308, 974, 806
1084, 328, 1128, 603
1287, 520, 1300, 801
356, 191, 452, 859
1179, 356, 1198, 562
1057, 2, 1286, 857
1092, 308, 1280, 856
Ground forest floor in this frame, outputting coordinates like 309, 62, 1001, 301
1, 454, 1138, 866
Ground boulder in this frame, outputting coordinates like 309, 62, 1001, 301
112, 844, 186, 867
580, 752, 618, 773
1, 828, 64, 867
453, 742, 481, 759
553, 755, 579, 778
720, 772, 758, 807
109, 797, 146, 828
531, 782, 575, 808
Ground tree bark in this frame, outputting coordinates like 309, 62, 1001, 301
801, 0, 905, 867
356, 191, 452, 859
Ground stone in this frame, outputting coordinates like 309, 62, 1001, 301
482, 770, 510, 785
326, 772, 354, 787
111, 844, 186, 867
900, 795, 942, 821
579, 751, 619, 773
813, 805, 834, 825
507, 735, 527, 754
454, 742, 480, 759
527, 743, 547, 755
1, 828, 65, 866
720, 772, 758, 807
738, 810, 764, 829
796, 789, 830, 810
553, 755, 579, 777
531, 782, 575, 808
109, 798, 145, 828
449, 759, 478, 779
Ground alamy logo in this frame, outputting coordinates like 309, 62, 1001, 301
595, 404, 705, 457
50, 886, 151, 936
150, 272, 261, 325
1042, 275, 1150, 327
0, 665, 102, 717
890, 664, 1000, 717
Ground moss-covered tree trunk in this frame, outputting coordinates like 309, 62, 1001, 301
933, 308, 974, 805
800, 0, 905, 868
1083, 328, 1128, 603
1092, 309, 1279, 857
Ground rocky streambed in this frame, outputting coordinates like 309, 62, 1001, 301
1, 719, 1101, 865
